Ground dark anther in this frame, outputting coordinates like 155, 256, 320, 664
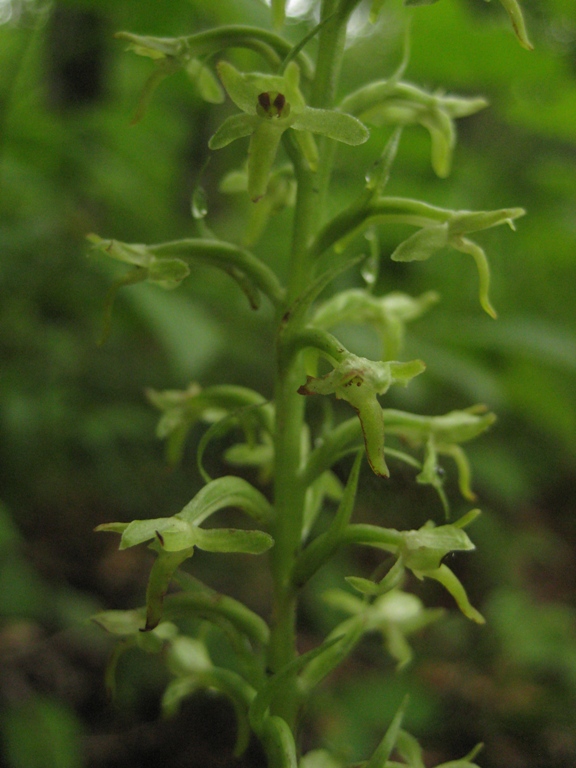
258, 92, 271, 110
273, 93, 286, 112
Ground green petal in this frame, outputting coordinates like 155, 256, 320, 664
293, 107, 369, 145
209, 113, 257, 150
391, 223, 449, 262
423, 564, 485, 624
450, 235, 497, 318
420, 107, 455, 177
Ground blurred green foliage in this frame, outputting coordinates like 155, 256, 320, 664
0, 0, 575, 766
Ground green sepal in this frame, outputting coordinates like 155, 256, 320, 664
92, 607, 150, 637
345, 555, 404, 597
217, 60, 304, 116
209, 113, 258, 149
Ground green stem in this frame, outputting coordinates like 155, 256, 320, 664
267, 0, 359, 728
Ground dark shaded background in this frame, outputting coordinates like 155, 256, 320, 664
1, 0, 575, 766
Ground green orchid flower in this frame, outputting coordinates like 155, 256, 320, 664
96, 476, 274, 630
298, 353, 425, 477
341, 80, 488, 178
312, 288, 439, 361
344, 510, 485, 623
324, 587, 444, 669
209, 61, 369, 201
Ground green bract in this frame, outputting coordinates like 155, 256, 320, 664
209, 61, 369, 201
298, 354, 425, 477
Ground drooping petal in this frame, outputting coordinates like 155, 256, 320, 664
247, 121, 285, 201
